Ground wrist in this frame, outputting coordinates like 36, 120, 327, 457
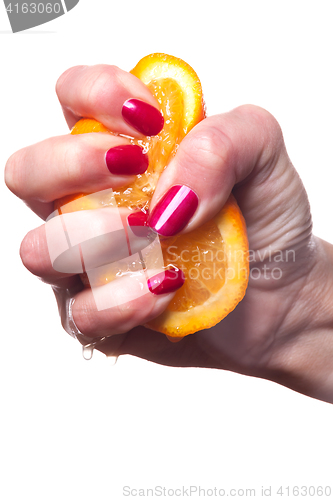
264, 237, 333, 402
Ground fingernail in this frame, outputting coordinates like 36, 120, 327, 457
105, 145, 148, 175
148, 268, 185, 295
148, 185, 199, 237
127, 211, 149, 237
122, 99, 164, 136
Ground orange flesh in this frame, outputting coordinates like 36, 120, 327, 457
162, 219, 226, 312
55, 53, 249, 337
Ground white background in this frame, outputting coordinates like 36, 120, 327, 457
1, 1, 333, 499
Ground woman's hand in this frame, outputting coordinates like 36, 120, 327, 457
5, 64, 333, 403
5, 64, 187, 338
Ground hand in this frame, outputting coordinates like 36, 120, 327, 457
5, 64, 333, 404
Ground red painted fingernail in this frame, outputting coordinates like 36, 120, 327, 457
148, 268, 185, 295
122, 99, 164, 136
127, 211, 149, 237
105, 145, 148, 175
128, 211, 149, 227
148, 185, 199, 237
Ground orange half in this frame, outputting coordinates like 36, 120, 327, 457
55, 53, 249, 337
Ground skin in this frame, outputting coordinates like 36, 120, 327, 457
5, 64, 333, 404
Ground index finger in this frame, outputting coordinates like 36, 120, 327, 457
56, 64, 164, 137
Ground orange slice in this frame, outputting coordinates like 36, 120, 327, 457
55, 53, 249, 338
151, 195, 248, 336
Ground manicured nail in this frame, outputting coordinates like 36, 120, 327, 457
127, 211, 149, 237
122, 99, 164, 136
105, 145, 148, 175
148, 268, 185, 295
148, 185, 199, 237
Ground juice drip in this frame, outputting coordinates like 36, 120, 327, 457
82, 345, 94, 360
81, 338, 119, 365
108, 356, 118, 366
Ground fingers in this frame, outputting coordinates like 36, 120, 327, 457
71, 268, 184, 339
6, 63, 165, 220
56, 64, 164, 137
20, 207, 154, 285
5, 133, 148, 219
20, 224, 70, 284
147, 105, 296, 238
21, 208, 185, 339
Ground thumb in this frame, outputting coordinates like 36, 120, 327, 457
147, 104, 292, 237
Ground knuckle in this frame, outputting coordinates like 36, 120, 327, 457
59, 138, 82, 187
232, 104, 286, 170
82, 65, 120, 110
20, 230, 39, 275
72, 303, 96, 337
43, 136, 92, 201
20, 226, 52, 278
5, 149, 26, 198
236, 104, 284, 147
58, 135, 102, 191
55, 65, 86, 99
183, 123, 235, 175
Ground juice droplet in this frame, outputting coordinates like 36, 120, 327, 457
82, 345, 94, 360
166, 335, 184, 343
108, 355, 118, 366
